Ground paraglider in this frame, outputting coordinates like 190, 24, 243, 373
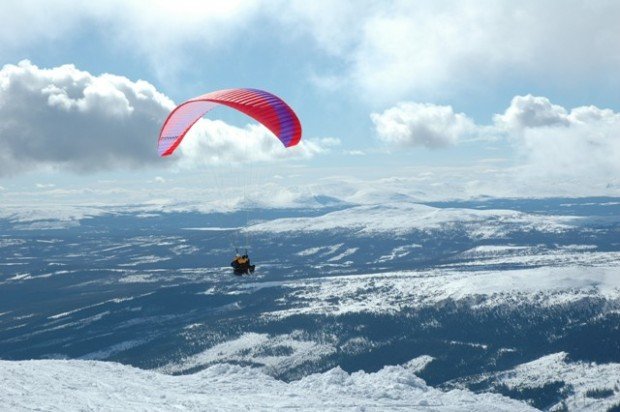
231, 252, 255, 276
157, 88, 302, 157
157, 88, 302, 276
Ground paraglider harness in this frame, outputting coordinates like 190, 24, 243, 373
231, 249, 255, 276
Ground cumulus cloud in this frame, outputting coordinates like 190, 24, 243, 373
495, 94, 620, 132
505, 97, 620, 186
0, 61, 332, 177
473, 94, 620, 191
519, 120, 620, 183
371, 94, 620, 192
177, 119, 339, 167
371, 102, 474, 148
0, 60, 173, 176
494, 95, 570, 130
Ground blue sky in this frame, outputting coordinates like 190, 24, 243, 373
1, 1, 619, 207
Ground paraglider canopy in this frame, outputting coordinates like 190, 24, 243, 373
157, 88, 302, 157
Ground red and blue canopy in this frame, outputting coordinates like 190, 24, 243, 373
158, 88, 302, 157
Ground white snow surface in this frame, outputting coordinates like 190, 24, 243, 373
258, 265, 620, 318
0, 359, 536, 411
7, 197, 585, 235
246, 202, 579, 237
478, 352, 620, 412
0, 205, 106, 229
160, 332, 336, 376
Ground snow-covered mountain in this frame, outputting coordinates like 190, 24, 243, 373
451, 352, 620, 412
0, 359, 537, 411
1, 197, 619, 410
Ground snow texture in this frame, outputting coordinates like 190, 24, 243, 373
0, 359, 536, 411
246, 203, 578, 236
260, 265, 620, 318
470, 352, 620, 412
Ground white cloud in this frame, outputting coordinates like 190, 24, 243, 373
568, 105, 619, 124
371, 102, 474, 148
516, 110, 620, 188
0, 60, 174, 176
0, 2, 263, 81
177, 119, 339, 167
495, 94, 620, 133
4, 2, 620, 103
494, 95, 570, 130
370, 94, 620, 194
285, 2, 620, 102
493, 95, 620, 190
105, 1, 264, 80
0, 2, 92, 56
0, 61, 334, 177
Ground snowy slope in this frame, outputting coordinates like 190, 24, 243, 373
159, 332, 336, 376
457, 352, 620, 412
1, 198, 618, 411
0, 359, 536, 411
249, 265, 620, 319
246, 202, 579, 236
